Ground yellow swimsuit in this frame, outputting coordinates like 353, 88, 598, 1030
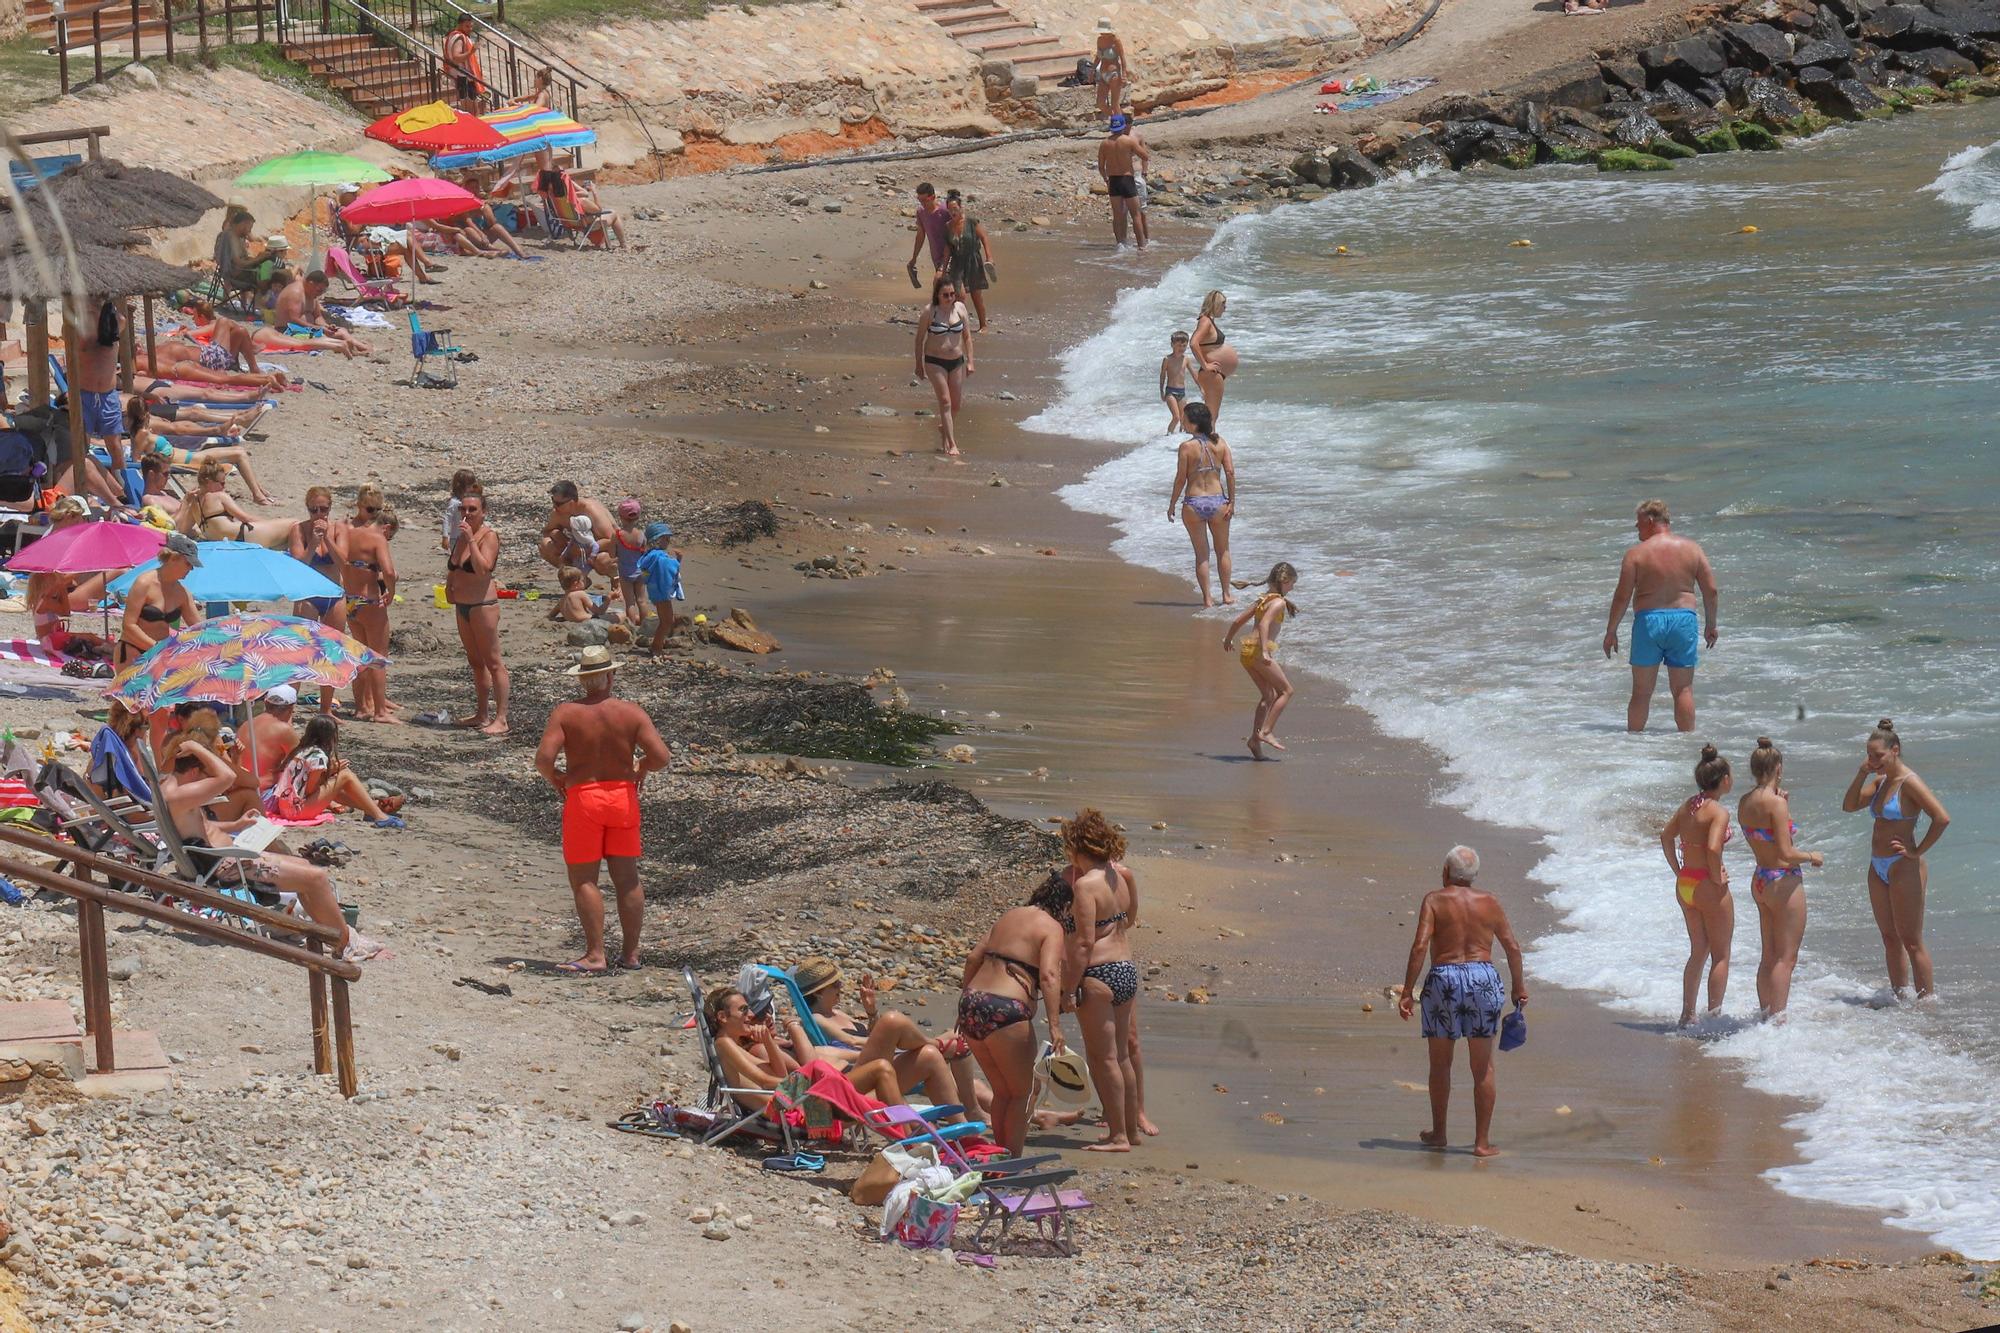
1239, 592, 1285, 665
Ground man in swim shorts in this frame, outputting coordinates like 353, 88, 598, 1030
1602, 497, 1719, 733
1397, 845, 1527, 1158
533, 645, 671, 974
1095, 114, 1151, 250
74, 295, 128, 503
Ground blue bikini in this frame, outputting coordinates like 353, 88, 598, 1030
1866, 780, 1909, 883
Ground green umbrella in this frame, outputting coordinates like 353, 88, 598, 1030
235, 152, 391, 267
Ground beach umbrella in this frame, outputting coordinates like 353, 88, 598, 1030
45, 159, 223, 232
236, 152, 391, 267
4, 519, 164, 574
365, 102, 506, 155
428, 103, 597, 171
104, 540, 340, 605
105, 613, 387, 711
339, 177, 480, 226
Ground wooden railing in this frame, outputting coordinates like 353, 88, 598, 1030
51, 0, 273, 96
0, 823, 363, 1098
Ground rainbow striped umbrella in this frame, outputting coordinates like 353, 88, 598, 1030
105, 613, 388, 710
429, 103, 597, 170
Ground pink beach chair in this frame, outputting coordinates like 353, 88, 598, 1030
325, 246, 406, 307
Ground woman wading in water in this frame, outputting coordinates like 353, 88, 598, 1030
1662, 745, 1734, 1027
1739, 736, 1822, 1018
446, 484, 509, 736
914, 273, 974, 459
1841, 719, 1948, 998
1190, 290, 1238, 421
1222, 562, 1298, 760
1062, 809, 1143, 1152
1166, 401, 1235, 607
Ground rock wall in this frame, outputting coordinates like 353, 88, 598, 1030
0, 0, 23, 42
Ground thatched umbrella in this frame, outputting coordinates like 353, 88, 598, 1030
50, 158, 223, 230
0, 237, 201, 497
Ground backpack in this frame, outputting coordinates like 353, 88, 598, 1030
96, 299, 120, 348
1074, 58, 1096, 85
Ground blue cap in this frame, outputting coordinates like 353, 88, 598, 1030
644, 522, 673, 543
1108, 114, 1130, 133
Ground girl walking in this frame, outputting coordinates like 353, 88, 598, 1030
1222, 562, 1298, 761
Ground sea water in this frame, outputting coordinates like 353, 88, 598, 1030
1031, 105, 2000, 1257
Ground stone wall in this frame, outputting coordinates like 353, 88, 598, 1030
0, 0, 24, 43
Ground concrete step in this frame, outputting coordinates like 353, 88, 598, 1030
1013, 47, 1090, 67
971, 34, 1057, 54
914, 0, 990, 10
79, 1028, 172, 1098
953, 19, 1036, 39
934, 7, 1011, 26
0, 999, 79, 1045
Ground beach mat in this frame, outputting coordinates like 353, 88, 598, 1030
0, 638, 65, 668
1314, 77, 1437, 114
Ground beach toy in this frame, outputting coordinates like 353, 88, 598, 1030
1738, 225, 1759, 233
496, 588, 520, 600
432, 583, 447, 609
693, 613, 708, 625
1334, 244, 1349, 255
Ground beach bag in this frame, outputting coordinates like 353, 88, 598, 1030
885, 1189, 960, 1250
851, 1150, 900, 1206
1074, 58, 1096, 85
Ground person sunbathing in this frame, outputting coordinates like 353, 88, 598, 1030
140, 380, 266, 407
159, 735, 384, 960
172, 708, 263, 821
786, 957, 987, 1117
122, 397, 275, 505
186, 301, 359, 361
141, 391, 267, 436
26, 497, 111, 655
270, 272, 372, 358
175, 459, 292, 547
137, 320, 287, 391
264, 715, 406, 829
705, 985, 909, 1113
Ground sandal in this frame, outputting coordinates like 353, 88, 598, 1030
609, 1107, 683, 1140
761, 1152, 825, 1172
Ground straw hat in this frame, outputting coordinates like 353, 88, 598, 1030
795, 957, 842, 998
566, 644, 618, 676
1096, 16, 1114, 32
1037, 1044, 1091, 1106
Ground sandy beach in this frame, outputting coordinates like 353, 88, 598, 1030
5, 2, 2000, 1325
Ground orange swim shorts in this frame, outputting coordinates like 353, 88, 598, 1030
562, 780, 641, 864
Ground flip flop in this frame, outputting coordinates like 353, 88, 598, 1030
762, 1152, 825, 1172
609, 1109, 682, 1140
553, 960, 609, 976
614, 958, 645, 972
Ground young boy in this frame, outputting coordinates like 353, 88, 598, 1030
636, 522, 684, 656
1158, 331, 1195, 433
547, 566, 605, 624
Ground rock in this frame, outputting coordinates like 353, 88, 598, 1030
24, 1112, 49, 1136
944, 744, 976, 764
1802, 76, 1892, 117
671, 1324, 692, 1333
1787, 34, 1856, 69
618, 1316, 646, 1332
856, 404, 897, 417
1600, 57, 1648, 94
346, 1252, 371, 1269
1384, 133, 1450, 173
1536, 120, 1613, 162
701, 1221, 732, 1241
1893, 46, 1979, 80
1325, 145, 1387, 189
1433, 120, 1536, 169
813, 198, 843, 214
1695, 124, 1742, 152
1427, 92, 1515, 126
609, 1209, 648, 1227
1289, 151, 1333, 188
565, 621, 610, 648
1515, 57, 1611, 111
1736, 76, 1814, 132
1638, 35, 1729, 90
1729, 121, 1784, 150
1645, 82, 1726, 144
106, 954, 141, 981
710, 608, 780, 655
1183, 987, 1211, 1004
1596, 148, 1676, 172
116, 61, 159, 89
1603, 107, 1669, 149
1722, 22, 1795, 71
807, 278, 828, 290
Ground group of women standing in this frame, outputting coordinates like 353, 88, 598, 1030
913, 192, 994, 461
286, 484, 400, 722
1662, 719, 1948, 1025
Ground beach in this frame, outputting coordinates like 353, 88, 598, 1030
4, 7, 2000, 1326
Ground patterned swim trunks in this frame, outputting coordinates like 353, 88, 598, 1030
1419, 961, 1505, 1040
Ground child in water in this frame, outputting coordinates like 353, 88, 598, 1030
637, 522, 684, 656
1221, 562, 1299, 761
611, 497, 649, 628
1158, 331, 1194, 433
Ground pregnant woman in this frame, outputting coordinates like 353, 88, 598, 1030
1738, 736, 1822, 1019
1661, 745, 1734, 1027
1841, 718, 1949, 999
914, 273, 974, 459
1166, 401, 1235, 607
1190, 290, 1238, 422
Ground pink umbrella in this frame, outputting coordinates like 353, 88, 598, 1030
5, 521, 166, 574
339, 177, 480, 227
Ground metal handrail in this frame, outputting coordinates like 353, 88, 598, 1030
0, 821, 363, 1097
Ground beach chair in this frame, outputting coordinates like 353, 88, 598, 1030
755, 964, 835, 1049
132, 746, 273, 892
409, 312, 463, 389
0, 417, 51, 556
325, 246, 406, 308
30, 757, 162, 884
8, 154, 82, 192
538, 181, 608, 249
964, 1168, 1092, 1256
681, 965, 802, 1153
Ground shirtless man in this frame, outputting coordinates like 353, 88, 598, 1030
271, 272, 370, 358
538, 479, 617, 582
1096, 115, 1151, 250
248, 685, 301, 789
533, 646, 671, 974
73, 295, 127, 496
1602, 498, 1719, 733
1397, 846, 1526, 1158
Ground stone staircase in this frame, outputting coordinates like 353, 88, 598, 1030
0, 999, 172, 1100
915, 0, 1088, 92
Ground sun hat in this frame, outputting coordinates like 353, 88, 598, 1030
1037, 1043, 1091, 1106
566, 644, 618, 676
644, 521, 673, 543
1499, 1002, 1527, 1052
1108, 113, 1131, 133
265, 236, 291, 251
265, 684, 298, 706
1096, 16, 1114, 31
48, 495, 89, 520
161, 531, 202, 568
616, 497, 643, 520
795, 957, 842, 998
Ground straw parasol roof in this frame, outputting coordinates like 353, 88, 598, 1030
0, 236, 199, 300
0, 195, 146, 251
47, 158, 224, 231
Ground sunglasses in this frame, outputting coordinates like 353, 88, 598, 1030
359, 504, 380, 513
307, 505, 330, 515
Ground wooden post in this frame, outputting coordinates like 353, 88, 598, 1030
141, 293, 157, 383
117, 297, 136, 394
62, 312, 88, 499
81, 899, 115, 1073
58, 17, 70, 95
75, 900, 101, 1040
308, 940, 331, 1076
93, 10, 105, 87
330, 977, 357, 1098
165, 0, 175, 62
130, 0, 140, 64
24, 304, 49, 411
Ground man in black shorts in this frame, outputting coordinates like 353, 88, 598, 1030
1095, 113, 1151, 250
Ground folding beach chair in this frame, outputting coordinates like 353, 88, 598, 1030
538, 181, 608, 250
964, 1168, 1092, 1256
409, 312, 464, 389
31, 757, 162, 885
682, 964, 803, 1153
325, 246, 406, 308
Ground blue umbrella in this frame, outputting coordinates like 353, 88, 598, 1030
106, 541, 341, 604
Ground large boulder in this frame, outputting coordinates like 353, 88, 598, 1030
1719, 65, 1759, 105
1600, 57, 1648, 94
1535, 119, 1614, 162
1514, 57, 1612, 111
1801, 75, 1894, 115
1646, 83, 1728, 144
1602, 106, 1670, 148
1787, 34, 1858, 67
1326, 145, 1388, 189
1290, 151, 1334, 187
1737, 74, 1814, 129
1930, 0, 2000, 39
1892, 45, 1980, 79
1638, 35, 1729, 89
1384, 133, 1452, 174
1597, 148, 1676, 172
1722, 22, 1795, 70
1427, 93, 1517, 126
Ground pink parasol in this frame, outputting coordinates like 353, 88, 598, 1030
4, 521, 165, 574
339, 178, 481, 227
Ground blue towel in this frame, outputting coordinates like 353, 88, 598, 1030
88, 727, 152, 804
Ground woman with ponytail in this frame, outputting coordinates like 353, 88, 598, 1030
1841, 718, 1949, 998
1739, 737, 1822, 1018
1222, 562, 1299, 761
1661, 743, 1735, 1026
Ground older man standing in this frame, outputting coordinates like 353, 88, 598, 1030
1397, 846, 1526, 1158
1096, 114, 1151, 250
1602, 498, 1719, 733
534, 645, 671, 975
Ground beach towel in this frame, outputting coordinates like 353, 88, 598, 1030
1314, 76, 1437, 114
325, 304, 394, 330
88, 727, 152, 803
0, 638, 66, 668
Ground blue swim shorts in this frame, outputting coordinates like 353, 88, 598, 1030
1630, 607, 1699, 670
80, 389, 122, 439
1420, 961, 1505, 1040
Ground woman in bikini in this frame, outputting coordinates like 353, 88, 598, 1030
121, 398, 275, 506
288, 485, 349, 713
341, 494, 399, 724
958, 872, 1072, 1156
914, 273, 974, 459
1166, 400, 1235, 607
1739, 736, 1823, 1019
175, 459, 292, 548
784, 957, 982, 1115
26, 497, 110, 657
1222, 561, 1299, 760
445, 484, 509, 736
704, 985, 912, 1114
1062, 809, 1142, 1152
1841, 718, 1949, 998
1661, 744, 1735, 1027
117, 531, 201, 667
942, 191, 994, 333
1092, 17, 1128, 116
1190, 290, 1238, 421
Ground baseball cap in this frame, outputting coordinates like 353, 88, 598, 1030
265, 684, 298, 706
1108, 113, 1130, 133
644, 521, 673, 543
162, 531, 202, 567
